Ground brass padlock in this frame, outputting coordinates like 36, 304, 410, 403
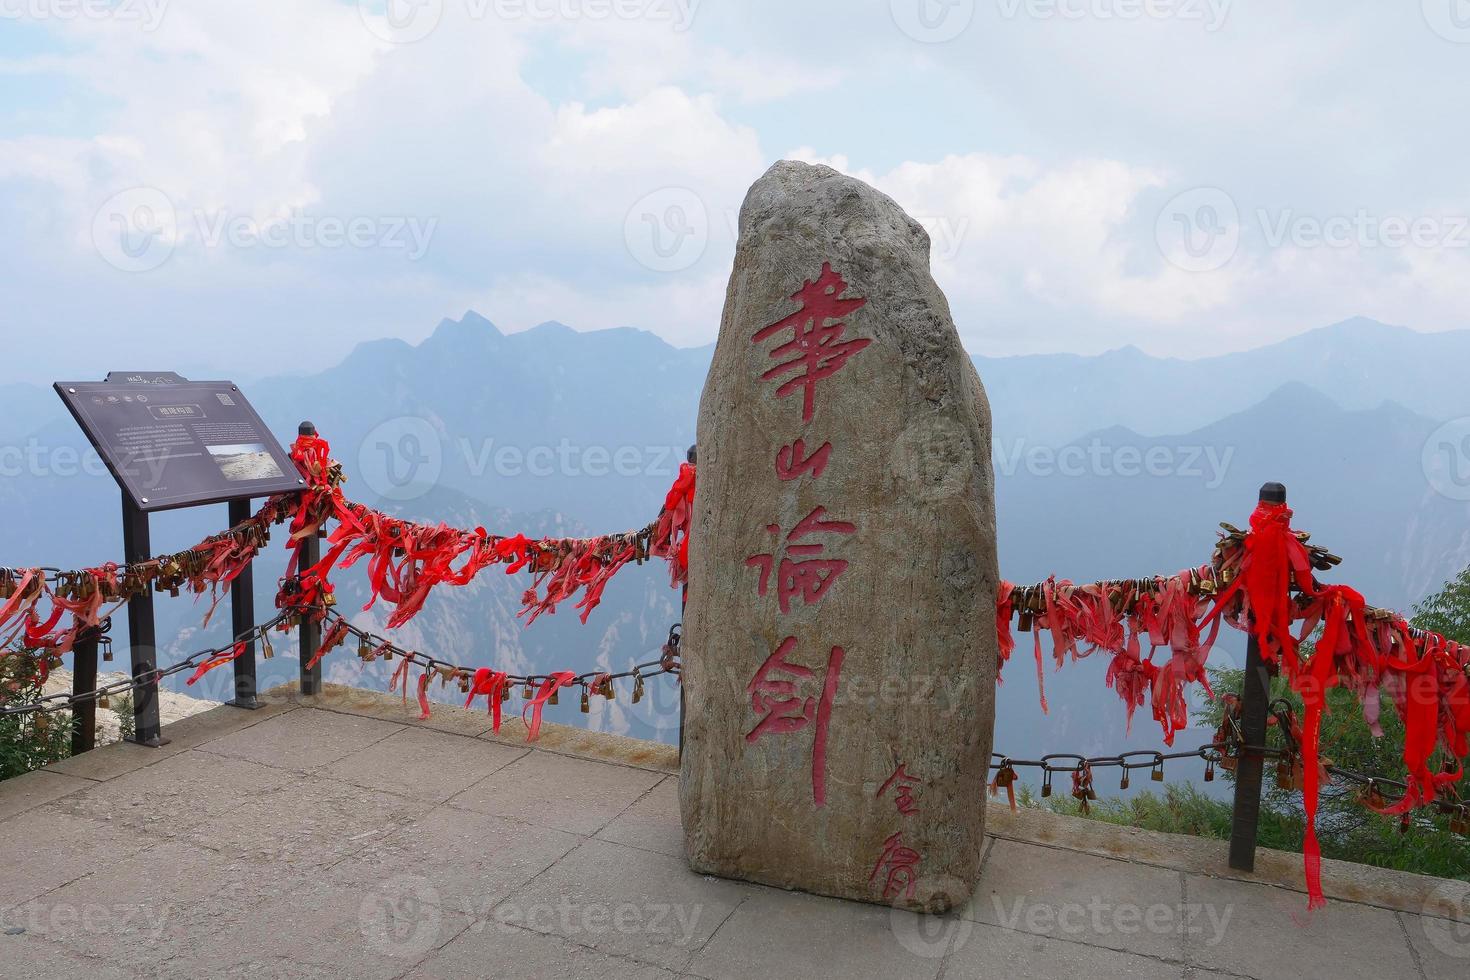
632, 676, 645, 704
580, 690, 591, 714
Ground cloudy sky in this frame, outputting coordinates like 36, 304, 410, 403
3, 0, 1469, 384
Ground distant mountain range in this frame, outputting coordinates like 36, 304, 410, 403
978, 316, 1470, 446
3, 314, 1467, 749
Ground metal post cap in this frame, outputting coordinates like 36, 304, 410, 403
298, 421, 317, 437
1258, 482, 1287, 504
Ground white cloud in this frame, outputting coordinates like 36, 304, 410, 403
2, 0, 1470, 382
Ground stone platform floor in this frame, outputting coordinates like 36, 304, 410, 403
0, 685, 1465, 979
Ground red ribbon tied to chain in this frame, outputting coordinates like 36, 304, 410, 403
522, 672, 577, 741
465, 667, 510, 732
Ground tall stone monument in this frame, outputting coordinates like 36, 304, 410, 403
680, 161, 999, 912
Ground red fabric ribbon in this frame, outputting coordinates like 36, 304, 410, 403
465, 667, 510, 732
522, 671, 576, 741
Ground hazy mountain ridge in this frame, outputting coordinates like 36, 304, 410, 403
4, 313, 1468, 747
978, 317, 1470, 445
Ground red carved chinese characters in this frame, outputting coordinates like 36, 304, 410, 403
745, 638, 846, 807
752, 262, 871, 423
745, 506, 856, 614
743, 262, 869, 809
869, 832, 921, 902
775, 439, 832, 482
878, 764, 922, 816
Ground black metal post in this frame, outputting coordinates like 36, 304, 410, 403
228, 497, 260, 709
1228, 480, 1285, 872
121, 495, 166, 747
298, 421, 323, 698
70, 627, 99, 756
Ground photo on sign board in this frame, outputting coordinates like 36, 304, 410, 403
206, 442, 285, 483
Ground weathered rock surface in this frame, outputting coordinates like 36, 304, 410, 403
680, 160, 999, 911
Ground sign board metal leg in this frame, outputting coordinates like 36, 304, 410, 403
121, 495, 167, 747
227, 498, 261, 709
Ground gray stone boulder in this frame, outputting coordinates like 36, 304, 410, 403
680, 160, 999, 912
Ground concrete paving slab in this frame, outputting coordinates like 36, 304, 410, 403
1403, 896, 1470, 980
0, 806, 152, 907
6, 839, 253, 971
966, 838, 1186, 962
503, 837, 748, 971
178, 772, 433, 869
688, 885, 946, 980
595, 775, 684, 858
196, 706, 405, 771
1184, 873, 1421, 980
446, 748, 665, 836
0, 770, 95, 822
262, 682, 498, 740
316, 726, 528, 803
987, 800, 1461, 919
328, 806, 582, 917
405, 920, 681, 979
52, 748, 296, 838
939, 922, 1185, 979
155, 872, 471, 980
41, 701, 297, 783
0, 930, 133, 979
1, 699, 1463, 980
